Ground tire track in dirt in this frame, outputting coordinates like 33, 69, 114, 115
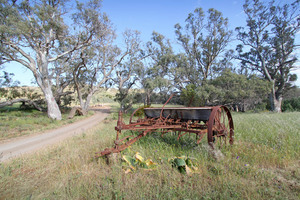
0, 108, 110, 162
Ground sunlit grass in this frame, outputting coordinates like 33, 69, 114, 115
0, 111, 299, 199
0, 104, 94, 141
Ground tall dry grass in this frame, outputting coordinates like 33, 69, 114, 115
0, 111, 299, 199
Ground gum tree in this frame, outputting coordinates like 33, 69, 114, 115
175, 8, 232, 83
72, 29, 143, 114
0, 0, 107, 119
114, 30, 145, 112
236, 0, 299, 112
141, 32, 174, 105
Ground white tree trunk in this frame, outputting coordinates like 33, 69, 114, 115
78, 92, 93, 115
273, 96, 282, 113
146, 92, 151, 106
270, 85, 282, 113
35, 54, 62, 120
43, 85, 62, 120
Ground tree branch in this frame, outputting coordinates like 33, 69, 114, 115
3, 41, 36, 71
0, 98, 43, 111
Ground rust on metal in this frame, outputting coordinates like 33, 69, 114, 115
96, 95, 234, 157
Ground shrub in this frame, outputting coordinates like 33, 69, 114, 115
282, 97, 300, 112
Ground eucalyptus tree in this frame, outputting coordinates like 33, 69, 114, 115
212, 69, 271, 111
168, 53, 193, 91
0, 68, 19, 102
72, 29, 143, 114
51, 56, 74, 106
141, 32, 175, 105
175, 8, 232, 83
112, 30, 144, 112
0, 0, 107, 119
72, 29, 116, 114
0, 68, 18, 88
236, 0, 299, 112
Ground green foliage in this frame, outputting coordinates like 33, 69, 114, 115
122, 152, 157, 173
115, 91, 142, 112
139, 31, 175, 105
175, 7, 232, 82
168, 156, 199, 175
283, 86, 300, 100
0, 86, 43, 102
180, 84, 197, 106
180, 70, 271, 111
180, 83, 221, 106
0, 70, 20, 99
91, 89, 117, 104
133, 105, 151, 118
236, 0, 299, 111
282, 97, 300, 112
0, 71, 19, 87
60, 95, 73, 107
213, 69, 272, 110
0, 0, 111, 119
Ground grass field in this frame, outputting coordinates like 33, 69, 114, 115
0, 109, 299, 199
0, 105, 93, 142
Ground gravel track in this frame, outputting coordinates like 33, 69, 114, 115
0, 108, 110, 162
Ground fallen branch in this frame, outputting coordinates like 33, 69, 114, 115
0, 98, 43, 111
68, 107, 86, 119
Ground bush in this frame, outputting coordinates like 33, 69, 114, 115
282, 97, 300, 112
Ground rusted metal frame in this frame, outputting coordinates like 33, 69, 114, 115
223, 106, 234, 145
197, 132, 206, 144
161, 129, 173, 137
118, 122, 208, 133
129, 107, 144, 124
213, 109, 224, 136
97, 129, 152, 157
176, 131, 182, 140
115, 125, 206, 148
162, 114, 171, 123
212, 128, 226, 147
211, 107, 229, 147
114, 135, 135, 145
160, 93, 175, 119
176, 129, 206, 141
99, 126, 203, 157
116, 113, 157, 131
216, 106, 234, 146
207, 106, 221, 148
125, 125, 182, 131
116, 122, 151, 130
100, 103, 234, 157
170, 128, 204, 134
175, 119, 181, 123
189, 124, 207, 129
118, 119, 208, 136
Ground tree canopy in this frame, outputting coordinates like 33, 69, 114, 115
236, 0, 300, 112
0, 0, 111, 119
0, 0, 299, 115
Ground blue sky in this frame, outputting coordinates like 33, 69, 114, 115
102, 0, 247, 48
3, 0, 300, 87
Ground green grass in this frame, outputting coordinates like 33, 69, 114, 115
0, 111, 299, 199
0, 104, 93, 141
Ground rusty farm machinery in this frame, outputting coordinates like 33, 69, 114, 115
97, 95, 234, 157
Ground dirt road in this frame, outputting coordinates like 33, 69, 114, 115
0, 108, 110, 162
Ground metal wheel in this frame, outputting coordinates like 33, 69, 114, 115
207, 106, 234, 149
